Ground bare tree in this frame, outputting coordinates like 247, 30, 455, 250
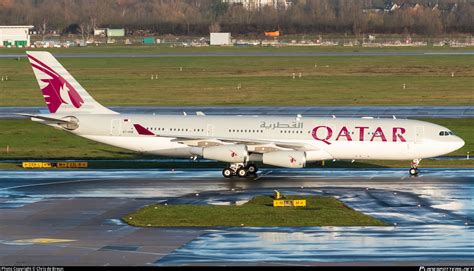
78, 21, 92, 44
39, 19, 48, 40
209, 22, 221, 33
0, 0, 472, 36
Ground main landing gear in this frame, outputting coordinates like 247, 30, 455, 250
409, 159, 421, 176
222, 163, 258, 178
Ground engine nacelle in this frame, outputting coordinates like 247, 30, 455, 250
305, 150, 333, 161
191, 144, 249, 163
262, 151, 306, 168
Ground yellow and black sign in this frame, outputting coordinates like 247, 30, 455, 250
274, 190, 282, 199
273, 199, 307, 207
56, 162, 88, 168
22, 162, 53, 168
22, 162, 88, 169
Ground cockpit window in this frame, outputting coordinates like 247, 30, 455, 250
439, 131, 454, 136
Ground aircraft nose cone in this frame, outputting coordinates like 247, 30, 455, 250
452, 136, 465, 151
457, 137, 465, 149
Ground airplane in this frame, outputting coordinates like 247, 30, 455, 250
21, 51, 465, 177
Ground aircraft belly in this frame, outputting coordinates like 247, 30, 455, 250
407, 141, 452, 158
147, 148, 193, 157
327, 142, 413, 160
81, 135, 190, 156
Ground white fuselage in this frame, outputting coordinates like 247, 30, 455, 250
40, 114, 465, 163
24, 51, 465, 171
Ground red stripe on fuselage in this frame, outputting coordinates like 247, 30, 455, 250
133, 124, 155, 136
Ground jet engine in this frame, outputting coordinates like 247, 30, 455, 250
262, 151, 306, 168
190, 144, 249, 163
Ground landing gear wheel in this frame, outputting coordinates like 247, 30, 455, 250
409, 159, 421, 176
237, 168, 248, 178
247, 164, 258, 175
222, 168, 233, 178
409, 168, 419, 176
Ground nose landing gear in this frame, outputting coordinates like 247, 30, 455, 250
409, 167, 419, 176
409, 159, 421, 176
222, 163, 259, 178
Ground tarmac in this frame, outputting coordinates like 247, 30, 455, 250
2, 105, 473, 119
0, 168, 473, 266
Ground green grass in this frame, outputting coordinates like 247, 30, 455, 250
0, 55, 472, 107
2, 44, 474, 55
124, 195, 388, 227
0, 118, 472, 169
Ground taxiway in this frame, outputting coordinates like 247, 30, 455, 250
0, 168, 473, 266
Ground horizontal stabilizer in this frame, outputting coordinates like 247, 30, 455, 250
16, 113, 73, 124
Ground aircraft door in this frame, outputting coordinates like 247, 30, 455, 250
207, 124, 214, 136
122, 119, 134, 136
111, 119, 121, 136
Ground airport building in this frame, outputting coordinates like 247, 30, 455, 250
107, 28, 125, 37
222, 0, 292, 10
0, 25, 34, 47
210, 32, 231, 45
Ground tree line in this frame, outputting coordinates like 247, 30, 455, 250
0, 0, 472, 36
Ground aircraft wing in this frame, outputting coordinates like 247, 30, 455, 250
170, 136, 319, 152
133, 123, 319, 152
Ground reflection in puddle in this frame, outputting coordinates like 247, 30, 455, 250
159, 225, 474, 264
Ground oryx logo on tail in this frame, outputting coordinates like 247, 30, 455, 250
27, 54, 84, 113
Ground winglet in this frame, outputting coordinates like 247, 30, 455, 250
133, 124, 155, 136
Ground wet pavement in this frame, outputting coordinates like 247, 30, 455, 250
158, 226, 473, 265
0, 168, 472, 266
